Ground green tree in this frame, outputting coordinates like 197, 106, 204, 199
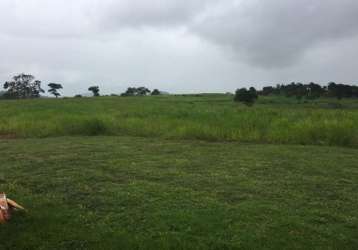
48, 83, 63, 98
234, 87, 258, 106
151, 89, 160, 95
121, 87, 151, 96
3, 73, 44, 99
88, 86, 100, 97
306, 82, 324, 100
137, 87, 151, 96
121, 87, 137, 96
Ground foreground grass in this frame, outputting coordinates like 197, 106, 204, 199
0, 136, 357, 249
0, 95, 358, 147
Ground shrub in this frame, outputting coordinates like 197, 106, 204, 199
234, 87, 258, 106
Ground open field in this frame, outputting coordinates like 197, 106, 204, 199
1, 136, 358, 249
1, 95, 358, 249
0, 95, 358, 147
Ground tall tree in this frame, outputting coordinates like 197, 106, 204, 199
88, 86, 100, 97
3, 73, 44, 99
48, 83, 63, 98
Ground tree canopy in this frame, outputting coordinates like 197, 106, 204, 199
48, 83, 63, 98
121, 87, 151, 96
259, 82, 358, 100
151, 89, 161, 95
234, 87, 258, 106
88, 86, 100, 97
3, 73, 44, 99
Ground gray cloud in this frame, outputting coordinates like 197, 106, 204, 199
0, 0, 357, 96
0, 0, 95, 38
192, 0, 358, 68
96, 0, 215, 29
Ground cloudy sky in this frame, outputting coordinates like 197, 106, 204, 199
1, 0, 358, 95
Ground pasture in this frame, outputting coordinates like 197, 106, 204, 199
0, 95, 358, 147
0, 95, 358, 249
1, 136, 358, 249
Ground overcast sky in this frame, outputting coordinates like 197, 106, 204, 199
1, 0, 358, 95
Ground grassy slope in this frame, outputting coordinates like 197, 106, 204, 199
1, 136, 357, 249
0, 95, 357, 146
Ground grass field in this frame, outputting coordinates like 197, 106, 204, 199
1, 95, 358, 249
0, 95, 357, 147
1, 136, 358, 249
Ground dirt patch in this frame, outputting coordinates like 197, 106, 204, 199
0, 133, 18, 139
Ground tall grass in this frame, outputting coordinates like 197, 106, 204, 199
0, 95, 357, 147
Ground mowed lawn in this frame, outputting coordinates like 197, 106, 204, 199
0, 136, 357, 249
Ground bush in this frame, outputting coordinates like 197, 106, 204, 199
234, 87, 258, 106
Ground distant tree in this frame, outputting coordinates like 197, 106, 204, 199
327, 82, 352, 99
293, 83, 307, 101
151, 89, 160, 95
234, 87, 258, 106
121, 87, 151, 96
48, 83, 63, 98
88, 86, 100, 97
352, 85, 358, 98
261, 86, 275, 96
258, 82, 358, 100
121, 87, 137, 96
249, 87, 258, 100
74, 94, 82, 98
3, 73, 44, 99
137, 87, 151, 96
306, 82, 324, 100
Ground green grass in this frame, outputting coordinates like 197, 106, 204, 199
0, 136, 358, 249
0, 95, 357, 147
1, 95, 358, 248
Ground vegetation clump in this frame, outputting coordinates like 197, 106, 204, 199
121, 87, 151, 96
234, 87, 258, 106
151, 89, 161, 95
260, 82, 358, 100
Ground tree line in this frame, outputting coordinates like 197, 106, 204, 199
234, 82, 358, 106
260, 82, 358, 100
121, 87, 161, 96
1, 74, 357, 106
0, 73, 163, 99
